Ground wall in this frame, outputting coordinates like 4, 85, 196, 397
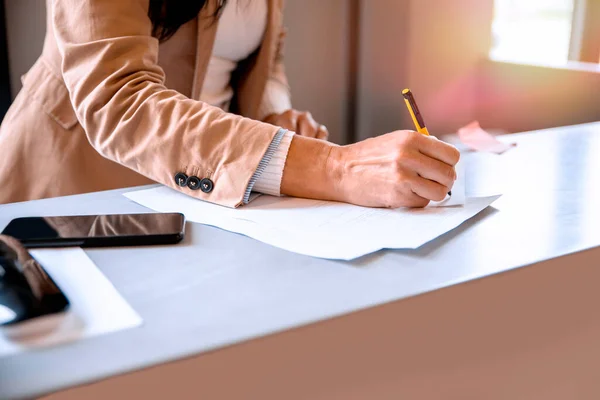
476, 61, 600, 133
404, 0, 495, 135
282, 0, 350, 144
4, 0, 45, 99
346, 0, 496, 138
0, 0, 11, 120
355, 0, 411, 141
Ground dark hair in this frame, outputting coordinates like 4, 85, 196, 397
148, 0, 228, 42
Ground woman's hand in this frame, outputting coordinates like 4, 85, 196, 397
264, 110, 329, 140
281, 131, 460, 208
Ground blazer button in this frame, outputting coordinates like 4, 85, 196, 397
200, 178, 214, 193
174, 173, 188, 187
187, 176, 201, 190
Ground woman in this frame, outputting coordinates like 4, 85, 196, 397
0, 0, 459, 208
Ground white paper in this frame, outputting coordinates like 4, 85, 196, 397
124, 182, 499, 260
0, 248, 142, 357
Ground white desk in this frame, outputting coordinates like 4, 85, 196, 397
1, 123, 600, 400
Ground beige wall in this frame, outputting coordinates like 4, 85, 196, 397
4, 0, 45, 98
404, 0, 495, 135
282, 0, 350, 144
355, 0, 411, 141
476, 61, 600, 133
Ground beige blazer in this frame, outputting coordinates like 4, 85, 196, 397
0, 0, 289, 207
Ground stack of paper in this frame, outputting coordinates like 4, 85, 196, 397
125, 169, 499, 259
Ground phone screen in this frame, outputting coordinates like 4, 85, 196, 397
1, 213, 185, 247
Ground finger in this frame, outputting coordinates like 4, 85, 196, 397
316, 124, 329, 140
409, 174, 451, 202
392, 190, 430, 208
297, 112, 319, 138
277, 110, 298, 132
406, 151, 457, 188
417, 135, 460, 166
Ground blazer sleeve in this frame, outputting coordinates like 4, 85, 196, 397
51, 0, 280, 208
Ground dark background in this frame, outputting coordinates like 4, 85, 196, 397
0, 0, 11, 121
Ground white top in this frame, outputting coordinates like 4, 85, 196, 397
199, 0, 268, 110
199, 0, 294, 199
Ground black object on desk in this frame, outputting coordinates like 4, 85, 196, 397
2, 213, 186, 248
0, 235, 69, 326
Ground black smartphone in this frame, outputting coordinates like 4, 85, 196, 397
1, 212, 185, 248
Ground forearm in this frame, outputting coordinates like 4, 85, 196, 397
280, 135, 344, 202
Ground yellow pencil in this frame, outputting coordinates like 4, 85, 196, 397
402, 88, 452, 196
402, 88, 430, 136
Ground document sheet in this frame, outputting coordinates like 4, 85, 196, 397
125, 179, 499, 260
0, 248, 142, 357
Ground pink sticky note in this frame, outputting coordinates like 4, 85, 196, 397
457, 121, 516, 154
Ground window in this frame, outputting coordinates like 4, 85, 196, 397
491, 0, 575, 64
490, 0, 600, 65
